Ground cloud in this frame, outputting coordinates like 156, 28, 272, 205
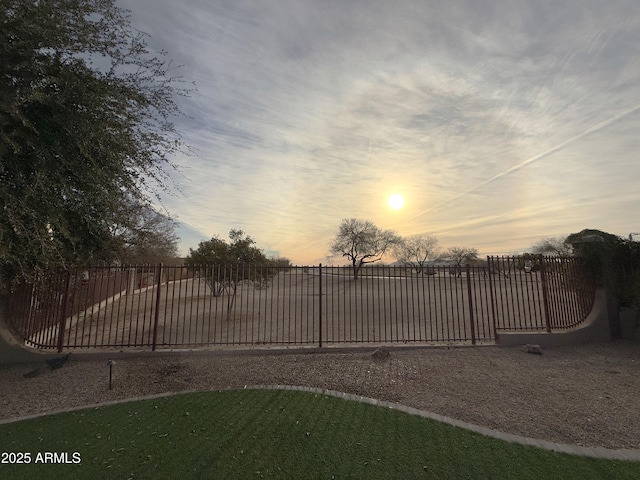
410, 102, 640, 220
117, 0, 640, 263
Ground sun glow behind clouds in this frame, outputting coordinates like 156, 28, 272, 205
388, 193, 405, 210
120, 0, 640, 263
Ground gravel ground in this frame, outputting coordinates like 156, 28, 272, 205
0, 342, 639, 450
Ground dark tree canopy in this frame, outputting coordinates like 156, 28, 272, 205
185, 230, 277, 318
185, 230, 272, 267
1, 0, 188, 285
565, 228, 640, 337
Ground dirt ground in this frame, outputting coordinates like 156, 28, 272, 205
54, 271, 588, 349
0, 341, 638, 450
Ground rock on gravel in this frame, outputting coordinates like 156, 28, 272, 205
0, 342, 638, 450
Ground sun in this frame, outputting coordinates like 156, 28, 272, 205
388, 193, 404, 210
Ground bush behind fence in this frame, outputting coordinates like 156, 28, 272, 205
5, 256, 596, 351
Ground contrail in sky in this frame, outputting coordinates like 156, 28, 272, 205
409, 102, 640, 222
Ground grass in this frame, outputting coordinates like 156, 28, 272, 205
0, 389, 638, 479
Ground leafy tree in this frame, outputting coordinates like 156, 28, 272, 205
566, 228, 640, 337
0, 0, 188, 287
393, 234, 440, 275
622, 241, 640, 314
566, 229, 623, 285
270, 256, 293, 270
187, 230, 272, 266
185, 230, 277, 318
329, 218, 401, 280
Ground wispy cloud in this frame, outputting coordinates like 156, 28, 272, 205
119, 0, 640, 262
410, 102, 640, 221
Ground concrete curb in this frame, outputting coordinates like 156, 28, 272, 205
1, 385, 638, 462
0, 299, 61, 365
497, 288, 612, 347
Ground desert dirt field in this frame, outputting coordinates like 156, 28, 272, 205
51, 267, 592, 350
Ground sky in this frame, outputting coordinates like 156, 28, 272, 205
118, 0, 640, 265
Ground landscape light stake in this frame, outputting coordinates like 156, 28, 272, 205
107, 360, 115, 390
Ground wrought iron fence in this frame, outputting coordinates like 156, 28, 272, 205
5, 256, 596, 351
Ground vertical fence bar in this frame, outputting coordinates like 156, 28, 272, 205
15, 254, 600, 351
56, 270, 71, 352
487, 257, 499, 342
306, 267, 312, 344
152, 263, 163, 351
318, 263, 323, 348
465, 264, 476, 344
539, 256, 552, 333
287, 265, 293, 343
17, 282, 31, 343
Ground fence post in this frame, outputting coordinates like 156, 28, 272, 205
539, 255, 552, 333
127, 267, 136, 295
465, 264, 476, 345
486, 256, 499, 342
152, 263, 163, 351
56, 270, 71, 353
318, 263, 323, 348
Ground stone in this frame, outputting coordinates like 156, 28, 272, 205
372, 348, 390, 361
524, 344, 542, 355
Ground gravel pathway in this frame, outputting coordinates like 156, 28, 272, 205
0, 342, 638, 450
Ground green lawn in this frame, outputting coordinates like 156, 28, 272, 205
0, 389, 638, 479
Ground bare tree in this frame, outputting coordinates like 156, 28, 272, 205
114, 201, 179, 265
393, 234, 440, 275
445, 247, 479, 266
443, 247, 479, 276
329, 218, 401, 280
529, 236, 572, 256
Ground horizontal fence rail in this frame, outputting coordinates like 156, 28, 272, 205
5, 256, 596, 351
